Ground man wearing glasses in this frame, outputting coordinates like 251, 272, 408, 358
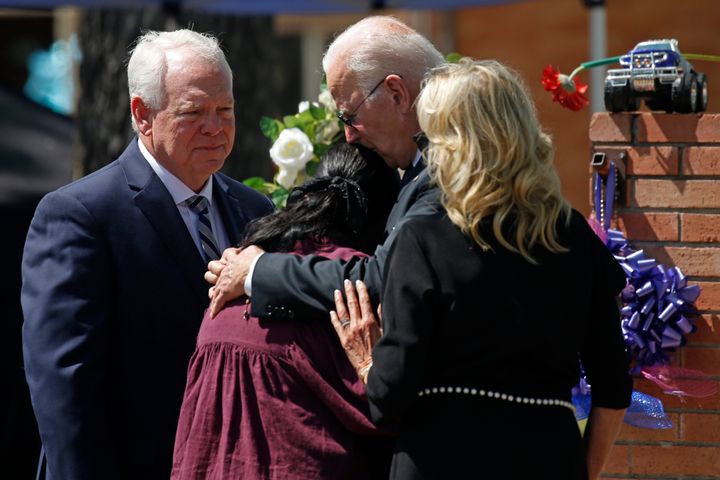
206, 15, 445, 321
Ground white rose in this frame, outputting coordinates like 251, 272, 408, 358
318, 89, 336, 111
269, 128, 314, 189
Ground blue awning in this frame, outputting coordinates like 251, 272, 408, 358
0, 0, 525, 14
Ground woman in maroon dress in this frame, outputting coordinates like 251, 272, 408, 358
172, 143, 399, 480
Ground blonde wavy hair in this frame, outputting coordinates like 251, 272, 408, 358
417, 58, 570, 263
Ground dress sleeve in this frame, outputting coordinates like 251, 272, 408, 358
365, 221, 440, 426
580, 223, 633, 409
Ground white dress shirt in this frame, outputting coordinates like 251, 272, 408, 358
137, 138, 231, 260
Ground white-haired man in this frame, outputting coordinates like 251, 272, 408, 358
21, 29, 273, 479
206, 16, 444, 322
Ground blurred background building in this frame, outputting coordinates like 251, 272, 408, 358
2, 0, 718, 477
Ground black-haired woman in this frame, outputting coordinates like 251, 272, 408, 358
171, 143, 398, 480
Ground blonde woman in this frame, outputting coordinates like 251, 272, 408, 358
331, 59, 632, 479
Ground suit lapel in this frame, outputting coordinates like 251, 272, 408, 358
213, 174, 248, 247
386, 163, 429, 233
120, 140, 207, 294
400, 159, 424, 188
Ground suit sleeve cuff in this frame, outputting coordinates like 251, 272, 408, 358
244, 251, 264, 297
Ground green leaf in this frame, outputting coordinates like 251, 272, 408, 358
259, 116, 284, 141
309, 103, 326, 120
283, 114, 303, 129
243, 176, 274, 195
297, 109, 315, 123
305, 160, 319, 177
313, 142, 331, 158
270, 186, 289, 208
445, 52, 463, 63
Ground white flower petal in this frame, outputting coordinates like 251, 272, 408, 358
276, 167, 299, 189
269, 128, 314, 171
318, 89, 336, 111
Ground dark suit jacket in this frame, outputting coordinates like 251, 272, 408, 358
21, 139, 273, 480
250, 160, 440, 320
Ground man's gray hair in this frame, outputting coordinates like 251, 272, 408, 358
322, 16, 444, 95
127, 29, 231, 132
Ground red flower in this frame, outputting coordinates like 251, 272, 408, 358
541, 64, 589, 112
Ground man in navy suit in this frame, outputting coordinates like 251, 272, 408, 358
21, 29, 273, 479
205, 16, 444, 321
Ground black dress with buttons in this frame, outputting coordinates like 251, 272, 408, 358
366, 209, 633, 480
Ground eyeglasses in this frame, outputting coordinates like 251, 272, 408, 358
335, 75, 391, 128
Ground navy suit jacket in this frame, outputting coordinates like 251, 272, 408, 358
21, 140, 273, 479
250, 160, 441, 321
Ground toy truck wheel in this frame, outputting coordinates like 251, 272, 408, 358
605, 84, 629, 112
671, 72, 698, 113
695, 73, 708, 112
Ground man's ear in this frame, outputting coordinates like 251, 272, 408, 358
385, 74, 413, 114
131, 96, 152, 135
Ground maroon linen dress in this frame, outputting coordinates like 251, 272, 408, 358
172, 244, 391, 480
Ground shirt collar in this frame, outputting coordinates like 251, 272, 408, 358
412, 149, 422, 168
137, 138, 213, 206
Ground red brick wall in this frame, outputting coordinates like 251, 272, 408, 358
590, 113, 720, 478
455, 0, 720, 215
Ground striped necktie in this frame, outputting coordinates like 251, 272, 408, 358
186, 195, 221, 262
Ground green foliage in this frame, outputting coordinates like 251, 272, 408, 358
243, 176, 275, 195
270, 185, 289, 208
309, 103, 326, 120
446, 52, 463, 63
259, 116, 284, 142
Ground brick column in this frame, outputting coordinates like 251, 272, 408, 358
590, 113, 720, 479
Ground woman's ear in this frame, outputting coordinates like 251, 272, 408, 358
131, 96, 152, 135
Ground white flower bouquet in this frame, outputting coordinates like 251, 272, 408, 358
244, 86, 343, 207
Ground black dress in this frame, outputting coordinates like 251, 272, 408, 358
366, 209, 633, 480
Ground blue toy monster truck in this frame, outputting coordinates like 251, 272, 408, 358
604, 39, 708, 113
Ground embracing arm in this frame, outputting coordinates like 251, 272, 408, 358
249, 245, 386, 320
206, 175, 440, 319
21, 191, 117, 479
245, 182, 441, 321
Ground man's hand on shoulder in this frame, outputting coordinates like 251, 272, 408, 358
207, 245, 265, 317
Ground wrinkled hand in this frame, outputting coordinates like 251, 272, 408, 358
204, 248, 237, 286
330, 279, 383, 373
207, 245, 265, 317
